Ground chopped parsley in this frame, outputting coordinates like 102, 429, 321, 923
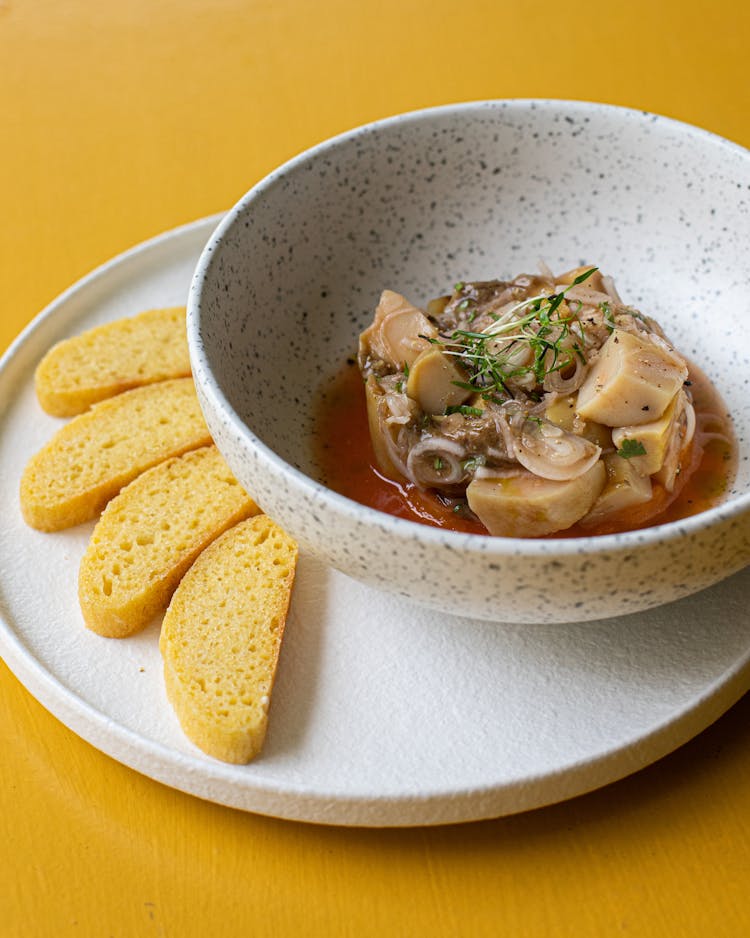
617, 438, 647, 459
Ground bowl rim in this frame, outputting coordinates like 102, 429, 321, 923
189, 98, 750, 559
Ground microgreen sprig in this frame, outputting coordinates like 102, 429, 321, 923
437, 268, 598, 401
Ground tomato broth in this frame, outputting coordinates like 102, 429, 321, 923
314, 360, 736, 538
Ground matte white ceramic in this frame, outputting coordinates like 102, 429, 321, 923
2, 217, 749, 825
189, 100, 750, 623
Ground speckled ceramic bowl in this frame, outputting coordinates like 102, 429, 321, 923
188, 100, 750, 623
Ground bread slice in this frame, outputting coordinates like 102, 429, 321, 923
20, 377, 212, 531
34, 306, 191, 416
159, 515, 298, 764
79, 446, 259, 638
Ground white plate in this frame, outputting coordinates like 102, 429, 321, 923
1, 216, 749, 827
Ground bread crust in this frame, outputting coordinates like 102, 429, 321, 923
78, 446, 259, 638
159, 516, 298, 764
34, 306, 190, 416
20, 377, 212, 531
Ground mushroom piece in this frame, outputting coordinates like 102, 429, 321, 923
363, 376, 413, 480
467, 460, 606, 537
506, 409, 602, 481
556, 265, 606, 293
358, 290, 438, 373
575, 329, 688, 426
426, 295, 450, 319
545, 394, 612, 450
579, 453, 653, 527
654, 391, 695, 492
405, 347, 472, 415
611, 391, 683, 476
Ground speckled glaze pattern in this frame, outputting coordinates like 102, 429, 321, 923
189, 100, 750, 623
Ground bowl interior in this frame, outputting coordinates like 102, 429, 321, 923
195, 101, 750, 509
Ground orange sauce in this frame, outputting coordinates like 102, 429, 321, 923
314, 360, 736, 538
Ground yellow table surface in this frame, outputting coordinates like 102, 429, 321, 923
2, 1, 749, 934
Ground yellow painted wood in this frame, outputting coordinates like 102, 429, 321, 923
1, 0, 748, 934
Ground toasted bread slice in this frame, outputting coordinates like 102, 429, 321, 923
34, 307, 191, 416
20, 377, 212, 531
160, 515, 298, 764
79, 446, 259, 638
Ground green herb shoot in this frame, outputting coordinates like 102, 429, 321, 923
446, 404, 484, 417
617, 438, 647, 459
601, 300, 616, 334
438, 268, 598, 402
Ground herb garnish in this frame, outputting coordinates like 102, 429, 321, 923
446, 404, 484, 417
617, 438, 647, 459
601, 300, 616, 334
462, 455, 486, 472
436, 268, 598, 402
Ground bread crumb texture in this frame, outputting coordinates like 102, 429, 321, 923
78, 446, 259, 638
160, 515, 298, 764
20, 377, 212, 531
34, 307, 190, 416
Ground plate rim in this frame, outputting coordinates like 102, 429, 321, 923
1, 214, 749, 827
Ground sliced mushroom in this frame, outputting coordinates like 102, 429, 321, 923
405, 347, 472, 415
507, 410, 602, 481
364, 376, 411, 480
579, 453, 653, 527
611, 391, 682, 476
426, 295, 450, 319
579, 420, 613, 451
358, 290, 438, 372
654, 391, 694, 492
467, 460, 606, 537
575, 329, 688, 426
544, 394, 578, 431
545, 394, 612, 450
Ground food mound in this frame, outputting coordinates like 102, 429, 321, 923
357, 266, 696, 537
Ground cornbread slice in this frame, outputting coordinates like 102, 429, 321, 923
160, 515, 298, 764
79, 446, 259, 638
35, 307, 190, 416
20, 377, 212, 531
